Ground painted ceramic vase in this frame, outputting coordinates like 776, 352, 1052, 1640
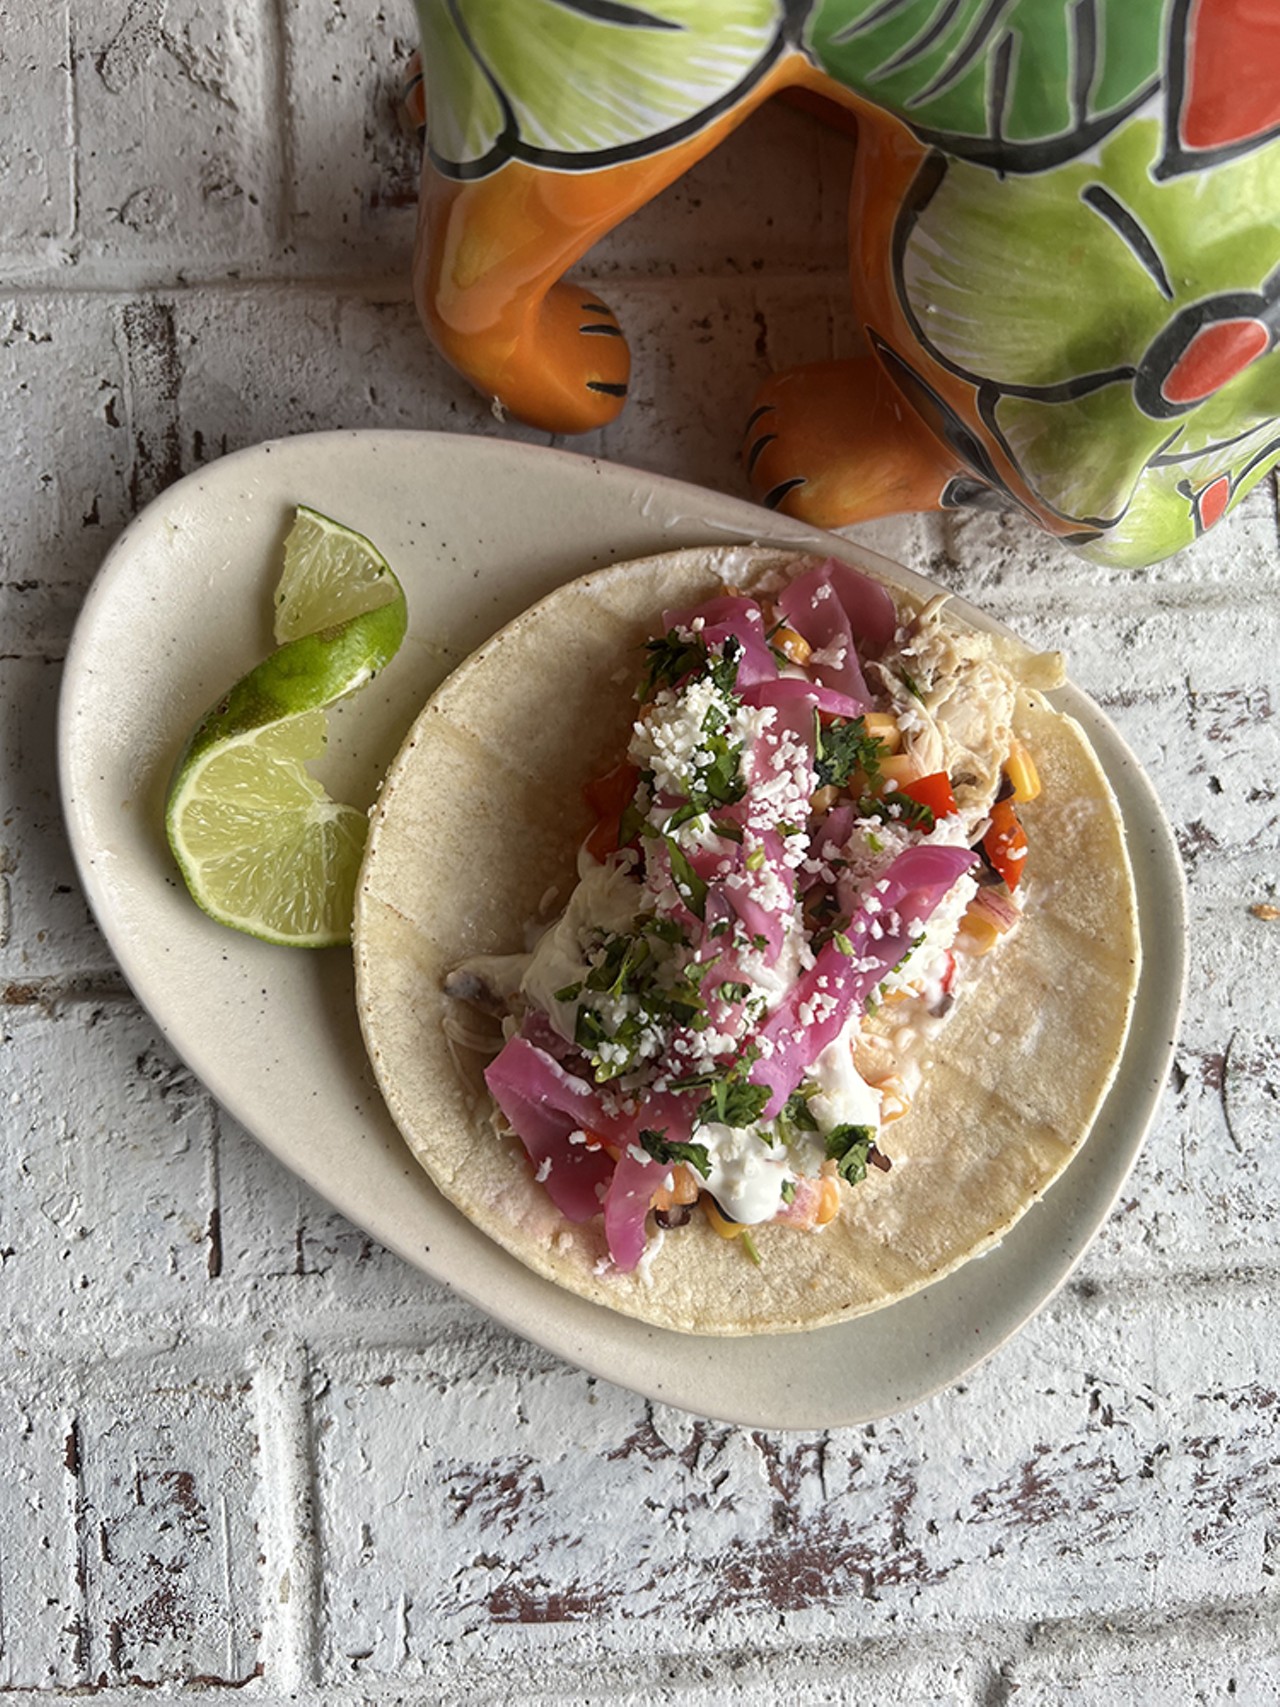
408, 1, 1280, 567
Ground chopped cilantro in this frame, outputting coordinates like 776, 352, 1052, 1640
584, 931, 650, 997
813, 713, 885, 790
642, 915, 685, 945
670, 1048, 769, 1131
574, 1004, 646, 1080
640, 632, 704, 699
639, 1128, 710, 1179
568, 917, 715, 1082
857, 789, 935, 832
711, 634, 745, 696
663, 800, 704, 834
781, 1089, 819, 1132
780, 1179, 797, 1204
773, 1085, 820, 1147
665, 838, 707, 919
718, 980, 752, 1005
702, 1075, 770, 1129
825, 1124, 877, 1185
833, 931, 856, 957
889, 932, 926, 978
885, 789, 934, 830
640, 629, 743, 701
666, 1068, 717, 1094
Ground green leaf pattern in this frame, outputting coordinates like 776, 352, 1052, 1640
806, 0, 1162, 159
420, 0, 785, 171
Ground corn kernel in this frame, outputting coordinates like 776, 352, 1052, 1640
1005, 739, 1041, 803
957, 906, 1001, 954
869, 1074, 911, 1122
816, 1177, 841, 1225
703, 1198, 744, 1239
774, 624, 812, 666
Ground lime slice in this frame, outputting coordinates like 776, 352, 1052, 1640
165, 508, 407, 947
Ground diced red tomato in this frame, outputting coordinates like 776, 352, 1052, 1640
896, 770, 958, 820
983, 797, 1028, 890
582, 761, 640, 862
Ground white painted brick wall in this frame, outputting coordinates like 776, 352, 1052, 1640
3, 2, 1279, 1701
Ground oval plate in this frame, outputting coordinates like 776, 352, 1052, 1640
59, 431, 1185, 1428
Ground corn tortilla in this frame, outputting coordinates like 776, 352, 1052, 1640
353, 547, 1140, 1335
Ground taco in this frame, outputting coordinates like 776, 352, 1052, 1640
353, 547, 1139, 1335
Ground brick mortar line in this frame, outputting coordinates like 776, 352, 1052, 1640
970, 583, 1280, 617
462, 1587, 1279, 1705
463, 1594, 1279, 1707
0, 266, 855, 302
0, 971, 132, 1012
253, 1341, 322, 1694
259, 0, 291, 254
8, 1587, 1273, 1705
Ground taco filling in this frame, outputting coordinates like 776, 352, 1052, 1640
446, 557, 1051, 1274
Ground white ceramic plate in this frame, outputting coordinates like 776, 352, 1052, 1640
59, 431, 1185, 1428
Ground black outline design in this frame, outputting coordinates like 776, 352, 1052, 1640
550, 0, 683, 28
888, 148, 1280, 532
987, 29, 1015, 164
828, 0, 918, 47
866, 0, 966, 84
905, 0, 1015, 110
428, 0, 800, 181
891, 152, 1136, 403
974, 380, 1131, 529
746, 432, 778, 475
1149, 416, 1278, 467
828, 0, 1158, 176
1157, 0, 1280, 179
762, 476, 807, 508
1080, 183, 1174, 300
1176, 427, 1280, 534
431, 0, 1162, 183
1179, 470, 1232, 538
867, 329, 1021, 503
1175, 422, 1280, 536
939, 474, 1007, 511
1134, 288, 1279, 419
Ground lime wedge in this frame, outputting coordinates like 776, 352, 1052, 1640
165, 508, 407, 947
273, 504, 401, 641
